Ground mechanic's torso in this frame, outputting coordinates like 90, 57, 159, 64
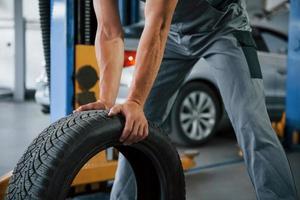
140, 0, 250, 34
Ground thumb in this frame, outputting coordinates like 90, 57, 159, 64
108, 105, 121, 116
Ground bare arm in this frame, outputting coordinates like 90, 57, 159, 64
109, 0, 178, 144
77, 0, 124, 111
94, 0, 124, 108
127, 0, 178, 106
78, 0, 178, 145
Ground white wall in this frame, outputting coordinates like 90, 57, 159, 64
0, 0, 43, 90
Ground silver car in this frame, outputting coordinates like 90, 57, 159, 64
117, 22, 288, 146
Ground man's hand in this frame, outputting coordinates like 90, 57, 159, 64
108, 100, 149, 145
75, 100, 109, 112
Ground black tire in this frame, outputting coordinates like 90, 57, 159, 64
170, 81, 222, 146
5, 110, 185, 200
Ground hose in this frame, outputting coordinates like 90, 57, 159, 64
38, 0, 51, 93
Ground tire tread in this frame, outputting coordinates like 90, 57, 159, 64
6, 111, 108, 200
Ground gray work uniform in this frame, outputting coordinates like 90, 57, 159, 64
110, 0, 298, 199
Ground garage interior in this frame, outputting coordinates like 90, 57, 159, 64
0, 0, 300, 200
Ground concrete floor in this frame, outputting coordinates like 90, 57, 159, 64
0, 99, 299, 200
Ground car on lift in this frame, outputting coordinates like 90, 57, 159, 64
116, 21, 288, 146
35, 22, 288, 146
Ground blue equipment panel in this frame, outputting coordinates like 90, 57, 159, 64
50, 0, 74, 122
286, 0, 300, 145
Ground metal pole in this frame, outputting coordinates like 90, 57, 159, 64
50, 0, 74, 122
285, 0, 300, 148
14, 0, 26, 101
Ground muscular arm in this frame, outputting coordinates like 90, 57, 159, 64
79, 0, 177, 145
127, 0, 178, 106
93, 0, 124, 108
77, 0, 123, 112
109, 0, 178, 144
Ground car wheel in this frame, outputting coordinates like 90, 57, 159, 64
170, 81, 221, 146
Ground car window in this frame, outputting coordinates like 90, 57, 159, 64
260, 32, 288, 54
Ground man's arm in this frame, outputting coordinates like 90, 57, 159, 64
127, 0, 178, 107
109, 0, 178, 144
77, 0, 124, 111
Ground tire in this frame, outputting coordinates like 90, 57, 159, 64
5, 110, 185, 200
170, 81, 221, 146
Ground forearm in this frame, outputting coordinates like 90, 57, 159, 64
127, 27, 168, 106
127, 0, 177, 106
92, 0, 124, 109
95, 29, 124, 108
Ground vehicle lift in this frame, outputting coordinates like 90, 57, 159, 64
0, 0, 299, 198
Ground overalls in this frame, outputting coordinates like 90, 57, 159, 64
110, 0, 298, 199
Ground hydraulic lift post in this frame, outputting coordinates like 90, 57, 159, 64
285, 0, 300, 148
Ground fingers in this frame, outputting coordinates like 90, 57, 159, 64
124, 121, 140, 145
137, 122, 149, 143
143, 123, 149, 140
120, 118, 134, 142
76, 104, 92, 112
135, 125, 145, 143
75, 101, 105, 112
123, 120, 149, 145
106, 101, 149, 145
108, 105, 122, 117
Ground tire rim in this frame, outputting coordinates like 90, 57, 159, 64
179, 91, 216, 141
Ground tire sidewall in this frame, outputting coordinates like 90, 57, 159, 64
45, 115, 184, 200
46, 117, 123, 200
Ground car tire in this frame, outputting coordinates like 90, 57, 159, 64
170, 81, 221, 146
5, 110, 185, 200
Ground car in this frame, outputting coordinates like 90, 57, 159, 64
35, 22, 288, 146
116, 21, 288, 146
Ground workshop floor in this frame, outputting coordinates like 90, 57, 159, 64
0, 99, 299, 200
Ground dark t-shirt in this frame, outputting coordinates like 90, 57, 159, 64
140, 0, 250, 34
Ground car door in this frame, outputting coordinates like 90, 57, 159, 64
252, 27, 288, 121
